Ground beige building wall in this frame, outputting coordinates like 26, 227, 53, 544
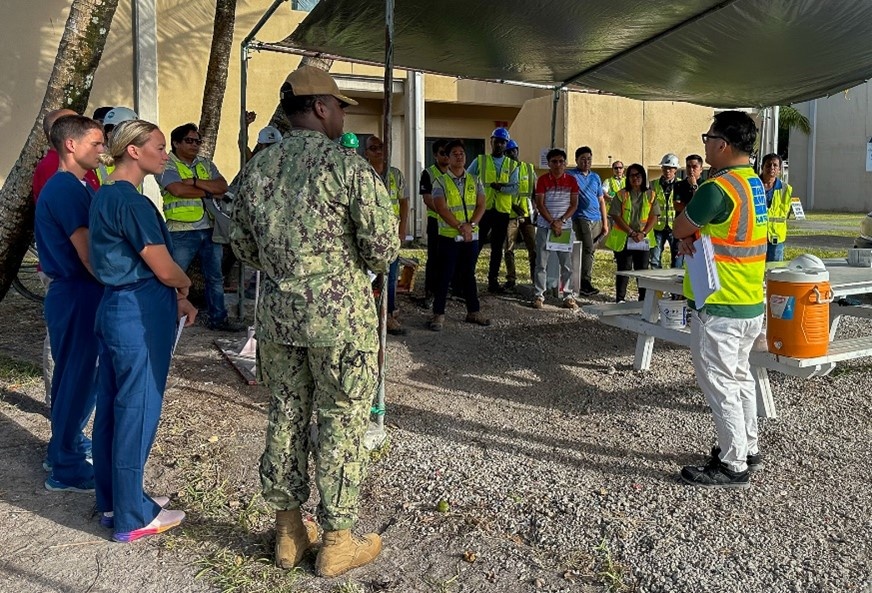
790, 83, 872, 212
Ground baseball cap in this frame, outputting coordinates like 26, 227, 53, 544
283, 66, 358, 106
257, 126, 282, 145
92, 106, 114, 123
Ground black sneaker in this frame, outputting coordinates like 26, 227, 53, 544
579, 283, 600, 297
502, 281, 516, 291
488, 283, 506, 294
711, 446, 764, 472
207, 318, 247, 332
681, 460, 750, 489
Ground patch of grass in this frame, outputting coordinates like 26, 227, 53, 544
797, 211, 865, 222
161, 454, 314, 593
593, 538, 632, 593
330, 580, 366, 593
369, 436, 391, 464
196, 548, 303, 593
0, 356, 41, 385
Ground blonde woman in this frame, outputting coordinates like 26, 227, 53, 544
88, 120, 197, 542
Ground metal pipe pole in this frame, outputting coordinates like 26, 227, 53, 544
550, 88, 560, 148
374, 0, 395, 441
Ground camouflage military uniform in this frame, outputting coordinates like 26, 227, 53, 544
230, 129, 399, 531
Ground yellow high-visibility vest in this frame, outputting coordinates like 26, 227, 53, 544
605, 176, 624, 197
683, 166, 768, 306
604, 189, 657, 251
766, 182, 793, 244
512, 161, 535, 218
437, 173, 478, 239
425, 164, 444, 219
161, 153, 212, 222
651, 178, 676, 231
476, 154, 516, 214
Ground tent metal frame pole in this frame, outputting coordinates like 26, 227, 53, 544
373, 0, 395, 445
236, 0, 288, 320
550, 88, 560, 148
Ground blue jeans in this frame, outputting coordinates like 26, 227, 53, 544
170, 229, 227, 324
651, 229, 679, 269
388, 258, 399, 314
766, 242, 785, 262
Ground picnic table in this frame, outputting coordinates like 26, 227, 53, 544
583, 260, 872, 419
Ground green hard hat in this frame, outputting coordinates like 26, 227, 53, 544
340, 132, 359, 149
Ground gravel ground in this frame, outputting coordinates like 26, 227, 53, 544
361, 289, 871, 593
0, 282, 870, 592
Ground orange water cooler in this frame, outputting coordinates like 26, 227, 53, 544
765, 256, 833, 358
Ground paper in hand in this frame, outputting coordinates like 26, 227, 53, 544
172, 315, 187, 357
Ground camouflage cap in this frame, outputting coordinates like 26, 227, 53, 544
283, 66, 358, 106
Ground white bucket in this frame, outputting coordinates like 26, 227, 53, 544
658, 299, 688, 329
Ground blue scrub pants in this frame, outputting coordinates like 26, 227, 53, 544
44, 278, 101, 485
93, 278, 175, 533
170, 229, 227, 325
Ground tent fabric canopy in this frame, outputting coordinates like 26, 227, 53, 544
280, 0, 872, 108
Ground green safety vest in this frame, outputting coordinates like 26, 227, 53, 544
161, 153, 212, 222
425, 164, 445, 219
605, 176, 624, 197
512, 161, 535, 218
437, 173, 478, 239
604, 189, 657, 252
384, 167, 403, 217
682, 167, 768, 306
476, 154, 517, 214
766, 182, 793, 244
96, 163, 114, 185
651, 178, 676, 231
96, 163, 143, 192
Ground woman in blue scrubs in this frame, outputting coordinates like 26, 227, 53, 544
89, 120, 198, 542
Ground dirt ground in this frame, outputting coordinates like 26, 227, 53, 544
0, 260, 869, 593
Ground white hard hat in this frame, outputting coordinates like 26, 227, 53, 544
257, 126, 282, 145
104, 107, 138, 127
659, 153, 680, 168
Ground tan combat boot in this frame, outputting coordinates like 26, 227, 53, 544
315, 529, 382, 578
275, 509, 319, 569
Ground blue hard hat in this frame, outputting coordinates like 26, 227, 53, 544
491, 127, 510, 140
505, 139, 519, 151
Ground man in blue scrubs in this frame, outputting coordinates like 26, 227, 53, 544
34, 114, 105, 492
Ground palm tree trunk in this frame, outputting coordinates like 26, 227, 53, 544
198, 0, 238, 159
0, 0, 120, 302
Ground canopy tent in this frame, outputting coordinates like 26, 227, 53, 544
261, 0, 872, 109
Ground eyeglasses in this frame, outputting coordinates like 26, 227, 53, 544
613, 166, 624, 170
437, 151, 448, 156
701, 133, 727, 144
182, 138, 203, 145
366, 144, 384, 152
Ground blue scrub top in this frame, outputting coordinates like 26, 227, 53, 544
566, 169, 604, 221
35, 171, 96, 281
89, 181, 174, 287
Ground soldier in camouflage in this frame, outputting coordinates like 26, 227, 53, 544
230, 66, 399, 578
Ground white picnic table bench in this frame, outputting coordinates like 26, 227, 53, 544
583, 261, 872, 419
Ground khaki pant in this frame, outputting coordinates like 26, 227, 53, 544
504, 217, 537, 284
